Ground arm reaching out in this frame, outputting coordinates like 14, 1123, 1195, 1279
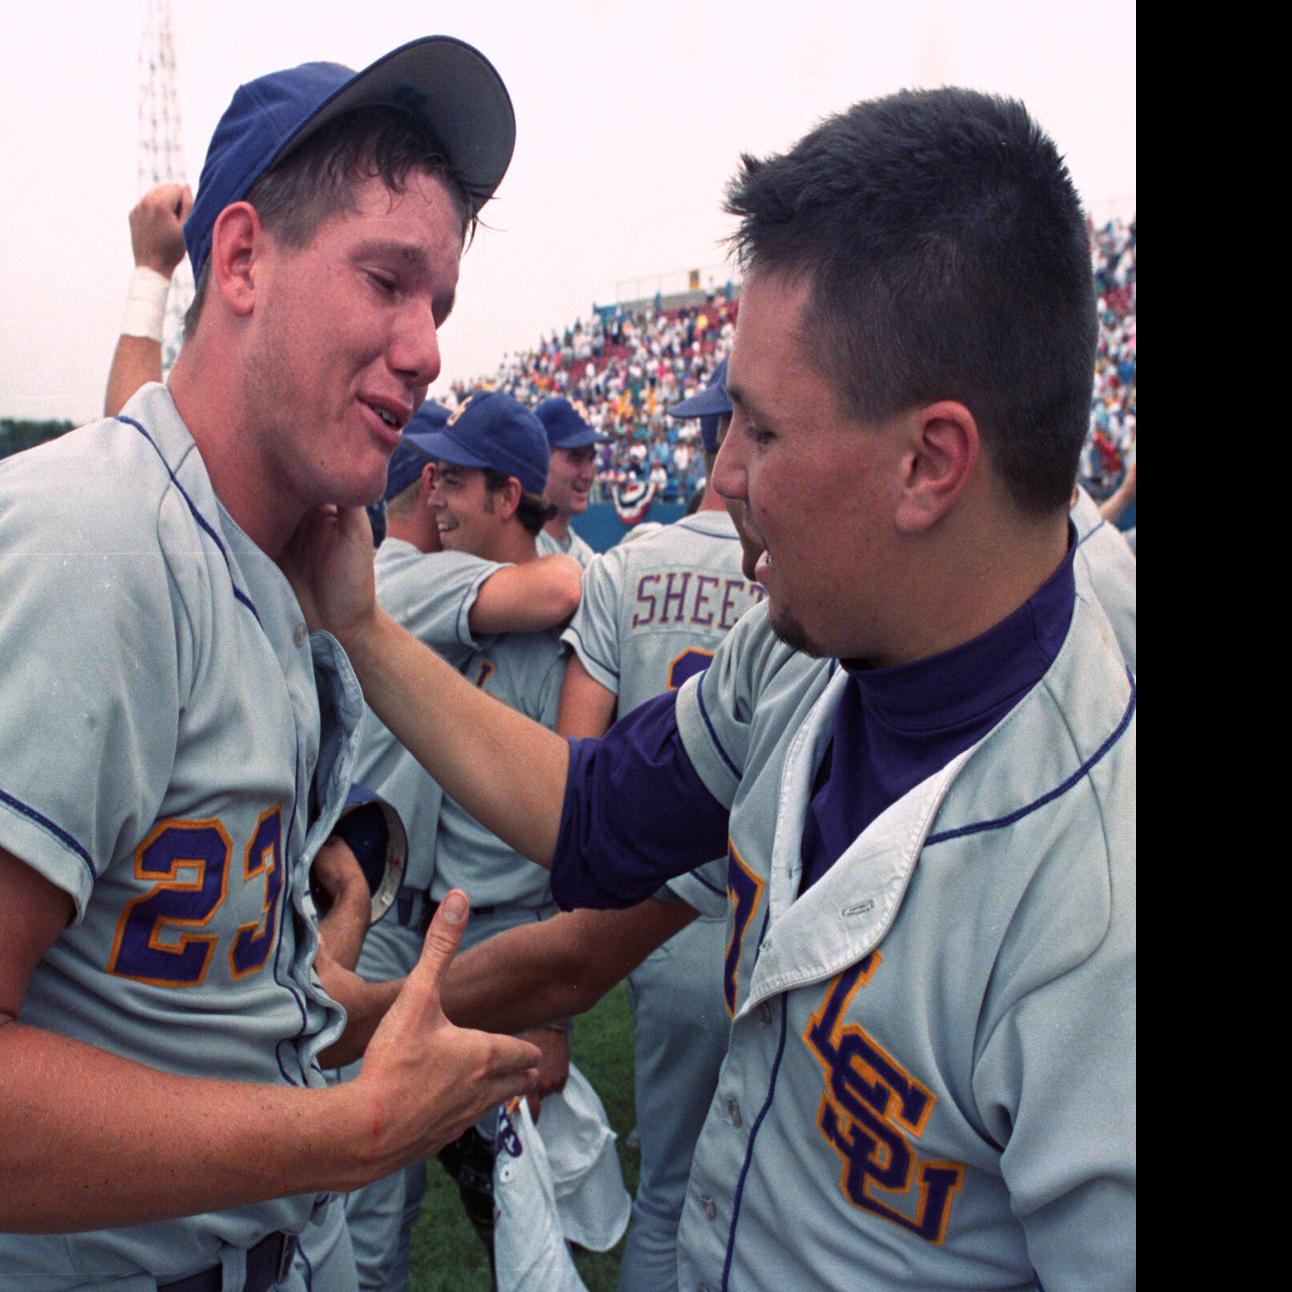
283, 505, 570, 866
104, 182, 194, 417
442, 899, 698, 1034
469, 554, 583, 636
1099, 459, 1136, 525
0, 847, 538, 1231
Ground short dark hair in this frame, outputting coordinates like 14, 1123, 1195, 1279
724, 88, 1096, 517
483, 468, 557, 537
185, 104, 473, 334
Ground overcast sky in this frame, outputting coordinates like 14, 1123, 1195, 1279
0, 0, 1135, 424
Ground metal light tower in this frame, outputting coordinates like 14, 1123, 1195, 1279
137, 0, 191, 374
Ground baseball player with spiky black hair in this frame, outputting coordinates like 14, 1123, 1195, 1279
534, 396, 602, 566
0, 38, 542, 1291
288, 86, 1135, 1291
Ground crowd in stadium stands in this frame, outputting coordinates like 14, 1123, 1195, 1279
448, 217, 1136, 506
1084, 217, 1136, 495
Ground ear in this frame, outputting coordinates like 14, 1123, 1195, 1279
418, 461, 439, 506
497, 476, 523, 522
894, 401, 979, 534
208, 201, 262, 319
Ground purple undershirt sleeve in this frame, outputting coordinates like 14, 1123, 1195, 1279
551, 691, 731, 910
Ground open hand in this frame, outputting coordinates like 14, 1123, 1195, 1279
279, 504, 377, 645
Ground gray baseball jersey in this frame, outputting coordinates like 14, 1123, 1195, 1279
537, 524, 596, 567
0, 383, 360, 1286
1072, 484, 1136, 671
561, 510, 763, 1292
666, 587, 1136, 1291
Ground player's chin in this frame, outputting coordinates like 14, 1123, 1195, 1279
767, 601, 827, 658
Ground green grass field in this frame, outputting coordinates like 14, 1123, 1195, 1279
410, 982, 638, 1291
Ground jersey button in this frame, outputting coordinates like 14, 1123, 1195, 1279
758, 1001, 773, 1025
725, 1097, 742, 1127
293, 621, 308, 648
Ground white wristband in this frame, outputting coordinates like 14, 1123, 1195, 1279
121, 266, 170, 342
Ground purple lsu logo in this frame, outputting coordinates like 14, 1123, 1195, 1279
805, 954, 966, 1244
494, 1104, 524, 1160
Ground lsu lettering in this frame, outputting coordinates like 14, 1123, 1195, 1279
724, 840, 765, 1016
495, 1101, 523, 1159
805, 955, 966, 1243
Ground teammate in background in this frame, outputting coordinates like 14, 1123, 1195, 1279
0, 39, 541, 1291
534, 395, 601, 565
331, 392, 582, 1290
558, 356, 762, 1292
286, 87, 1135, 1290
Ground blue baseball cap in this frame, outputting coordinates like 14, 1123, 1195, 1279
534, 397, 607, 449
668, 358, 731, 454
383, 400, 451, 500
185, 36, 516, 285
420, 391, 550, 495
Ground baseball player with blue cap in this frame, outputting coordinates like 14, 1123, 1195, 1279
534, 396, 604, 565
321, 390, 585, 1289
0, 35, 542, 1292
290, 86, 1135, 1291
367, 399, 451, 547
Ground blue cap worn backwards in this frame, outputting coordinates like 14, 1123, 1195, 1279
668, 357, 731, 455
419, 392, 550, 496
185, 36, 516, 286
533, 397, 609, 450
383, 400, 452, 501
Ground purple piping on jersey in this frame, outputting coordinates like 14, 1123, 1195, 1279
116, 415, 262, 627
720, 989, 788, 1292
1076, 518, 1106, 547
562, 623, 620, 682
695, 670, 742, 781
923, 670, 1135, 847
0, 787, 96, 884
271, 806, 308, 1086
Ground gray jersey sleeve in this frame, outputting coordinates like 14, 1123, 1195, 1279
375, 543, 509, 660
672, 600, 793, 808
561, 546, 628, 696
0, 427, 184, 916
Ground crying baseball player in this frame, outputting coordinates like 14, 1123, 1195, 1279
0, 36, 541, 1292
286, 87, 1135, 1291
